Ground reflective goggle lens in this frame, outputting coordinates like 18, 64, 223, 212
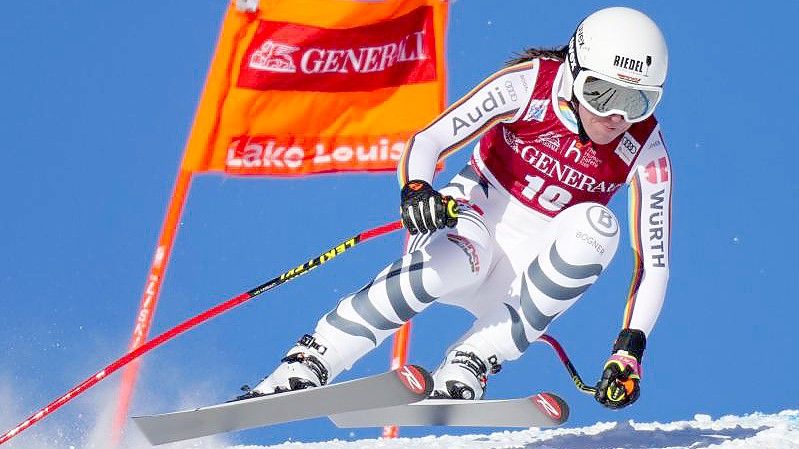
579, 75, 661, 122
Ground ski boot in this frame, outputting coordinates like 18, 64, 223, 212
430, 344, 501, 400
235, 334, 334, 400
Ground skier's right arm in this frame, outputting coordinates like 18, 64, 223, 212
397, 62, 535, 186
397, 63, 535, 233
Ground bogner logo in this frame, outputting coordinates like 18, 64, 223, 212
586, 205, 619, 237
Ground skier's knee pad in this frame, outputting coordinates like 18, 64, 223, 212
548, 202, 620, 269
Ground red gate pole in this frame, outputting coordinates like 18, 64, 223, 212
383, 322, 411, 438
110, 169, 193, 446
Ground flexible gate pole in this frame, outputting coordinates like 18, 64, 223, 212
0, 220, 403, 446
111, 168, 193, 446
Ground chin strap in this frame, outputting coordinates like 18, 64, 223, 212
568, 99, 591, 145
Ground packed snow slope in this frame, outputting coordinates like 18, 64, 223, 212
223, 411, 799, 449
121, 410, 799, 449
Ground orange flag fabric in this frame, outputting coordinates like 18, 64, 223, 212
181, 0, 449, 176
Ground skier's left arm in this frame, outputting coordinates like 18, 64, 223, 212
623, 125, 672, 338
595, 125, 672, 409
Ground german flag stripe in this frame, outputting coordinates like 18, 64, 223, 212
397, 135, 417, 186
623, 172, 645, 328
398, 62, 535, 186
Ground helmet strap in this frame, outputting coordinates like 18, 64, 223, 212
567, 98, 591, 145
566, 29, 583, 80
566, 31, 590, 144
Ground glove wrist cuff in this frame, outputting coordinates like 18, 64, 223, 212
612, 328, 646, 362
401, 179, 433, 196
608, 352, 642, 378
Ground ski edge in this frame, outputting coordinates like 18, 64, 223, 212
329, 391, 570, 428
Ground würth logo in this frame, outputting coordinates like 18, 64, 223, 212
238, 6, 437, 92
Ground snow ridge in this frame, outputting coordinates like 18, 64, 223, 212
226, 411, 799, 449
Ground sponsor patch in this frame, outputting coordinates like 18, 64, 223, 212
613, 55, 645, 74
647, 189, 667, 268
503, 79, 518, 102
614, 134, 641, 166
576, 145, 601, 168
534, 131, 561, 151
502, 127, 523, 151
575, 231, 606, 255
523, 99, 549, 122
450, 87, 510, 136
238, 6, 436, 92
586, 205, 618, 237
645, 157, 670, 184
447, 234, 480, 273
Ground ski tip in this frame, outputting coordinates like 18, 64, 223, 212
530, 392, 570, 425
396, 364, 434, 398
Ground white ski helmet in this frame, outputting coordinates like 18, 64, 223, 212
566, 7, 668, 122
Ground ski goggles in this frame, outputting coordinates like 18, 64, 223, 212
572, 70, 663, 123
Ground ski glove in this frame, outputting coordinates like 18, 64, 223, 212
595, 328, 646, 409
400, 180, 458, 235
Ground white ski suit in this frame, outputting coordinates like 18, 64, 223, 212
309, 57, 672, 380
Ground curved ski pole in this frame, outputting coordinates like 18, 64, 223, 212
538, 334, 597, 395
0, 220, 403, 446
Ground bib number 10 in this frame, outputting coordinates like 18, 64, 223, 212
521, 175, 573, 212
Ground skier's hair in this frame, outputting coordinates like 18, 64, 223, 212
504, 46, 568, 67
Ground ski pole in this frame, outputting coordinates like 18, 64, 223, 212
0, 220, 404, 446
538, 334, 597, 395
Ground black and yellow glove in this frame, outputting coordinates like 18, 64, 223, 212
595, 328, 646, 409
400, 180, 458, 235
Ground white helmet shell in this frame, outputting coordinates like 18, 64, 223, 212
567, 7, 668, 88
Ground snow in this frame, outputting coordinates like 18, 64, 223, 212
217, 411, 799, 449
2, 381, 798, 449
175, 411, 799, 449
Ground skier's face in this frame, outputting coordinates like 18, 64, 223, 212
577, 102, 633, 145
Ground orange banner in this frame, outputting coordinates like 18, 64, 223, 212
181, 0, 449, 176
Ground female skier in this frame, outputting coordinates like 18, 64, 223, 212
246, 6, 672, 409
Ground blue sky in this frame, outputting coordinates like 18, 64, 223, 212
1, 1, 797, 447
